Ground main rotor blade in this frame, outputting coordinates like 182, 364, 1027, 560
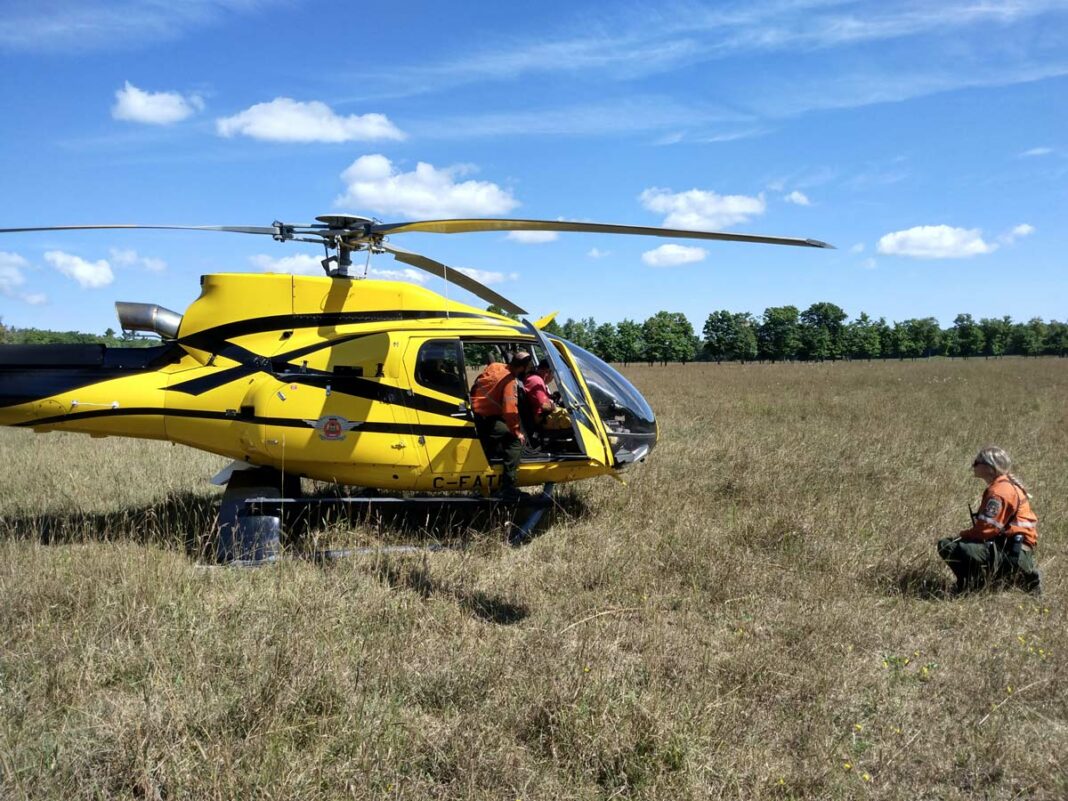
380, 243, 527, 316
372, 218, 834, 249
0, 224, 281, 236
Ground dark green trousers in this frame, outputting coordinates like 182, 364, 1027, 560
474, 416, 522, 491
937, 537, 1041, 594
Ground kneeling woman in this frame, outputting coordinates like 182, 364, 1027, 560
938, 446, 1041, 595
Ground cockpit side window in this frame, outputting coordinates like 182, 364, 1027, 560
415, 340, 466, 398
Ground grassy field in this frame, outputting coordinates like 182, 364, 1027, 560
1, 357, 1066, 800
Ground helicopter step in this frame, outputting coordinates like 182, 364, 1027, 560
216, 466, 555, 564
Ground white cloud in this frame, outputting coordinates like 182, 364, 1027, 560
367, 267, 429, 284
0, 252, 28, 294
250, 253, 324, 275
1, 1, 287, 53
862, 257, 877, 270
109, 247, 166, 272
217, 98, 405, 142
336, 155, 519, 218
1018, 147, 1053, 158
0, 251, 48, 304
639, 187, 765, 230
876, 225, 996, 259
45, 251, 114, 288
1000, 223, 1036, 244
112, 81, 203, 125
850, 243, 865, 254
455, 267, 518, 285
641, 244, 707, 267
587, 247, 611, 259
783, 190, 810, 206
506, 230, 558, 244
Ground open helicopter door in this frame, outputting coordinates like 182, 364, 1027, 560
524, 322, 612, 468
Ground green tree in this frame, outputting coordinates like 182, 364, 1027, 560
1011, 318, 1046, 356
1044, 320, 1068, 356
953, 314, 985, 357
757, 306, 800, 362
874, 317, 895, 359
845, 313, 881, 360
940, 326, 960, 357
979, 316, 1013, 357
642, 311, 695, 365
702, 310, 737, 362
616, 319, 644, 366
799, 302, 848, 361
892, 321, 921, 359
908, 317, 942, 357
732, 313, 759, 363
592, 322, 620, 362
560, 317, 596, 349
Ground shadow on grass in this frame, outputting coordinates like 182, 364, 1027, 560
0, 484, 593, 565
870, 562, 950, 601
372, 561, 529, 625
289, 484, 593, 549
0, 491, 218, 559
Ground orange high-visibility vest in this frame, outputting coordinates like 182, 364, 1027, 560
960, 475, 1038, 548
471, 363, 521, 435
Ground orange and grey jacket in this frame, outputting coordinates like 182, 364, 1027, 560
471, 363, 521, 436
960, 475, 1038, 548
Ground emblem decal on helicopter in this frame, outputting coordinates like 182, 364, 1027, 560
303, 415, 360, 441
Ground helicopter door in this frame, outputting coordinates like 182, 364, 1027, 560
404, 338, 478, 473
525, 322, 611, 467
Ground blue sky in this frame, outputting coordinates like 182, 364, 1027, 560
1, 0, 1066, 334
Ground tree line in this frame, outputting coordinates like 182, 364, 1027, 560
0, 320, 153, 348
531, 303, 1068, 364
6, 305, 1068, 364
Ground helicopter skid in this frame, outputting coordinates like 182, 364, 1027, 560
217, 467, 555, 564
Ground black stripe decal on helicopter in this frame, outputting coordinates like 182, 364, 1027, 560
13, 406, 480, 438
179, 310, 519, 348
166, 331, 466, 420
0, 344, 184, 409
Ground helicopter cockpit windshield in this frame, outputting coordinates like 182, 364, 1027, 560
548, 337, 658, 467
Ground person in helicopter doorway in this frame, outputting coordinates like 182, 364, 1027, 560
937, 446, 1041, 596
471, 350, 532, 499
521, 362, 557, 446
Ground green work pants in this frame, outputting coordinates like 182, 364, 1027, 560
937, 537, 1041, 594
474, 416, 522, 491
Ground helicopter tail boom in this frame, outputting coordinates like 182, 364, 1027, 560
0, 343, 178, 436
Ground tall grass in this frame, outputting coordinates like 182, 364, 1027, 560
1, 357, 1065, 799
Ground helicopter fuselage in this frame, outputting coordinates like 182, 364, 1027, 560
0, 273, 658, 492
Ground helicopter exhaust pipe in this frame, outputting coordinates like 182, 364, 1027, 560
115, 302, 183, 340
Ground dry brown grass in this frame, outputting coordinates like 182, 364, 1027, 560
1, 357, 1066, 799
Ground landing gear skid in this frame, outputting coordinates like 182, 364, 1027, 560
215, 468, 555, 565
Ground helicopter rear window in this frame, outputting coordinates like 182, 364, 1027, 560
415, 340, 465, 398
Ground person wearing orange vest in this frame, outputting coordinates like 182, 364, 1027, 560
471, 351, 531, 498
938, 446, 1041, 596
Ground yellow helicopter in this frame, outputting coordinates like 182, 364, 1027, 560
0, 215, 830, 559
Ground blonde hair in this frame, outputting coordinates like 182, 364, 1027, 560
974, 446, 1031, 497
